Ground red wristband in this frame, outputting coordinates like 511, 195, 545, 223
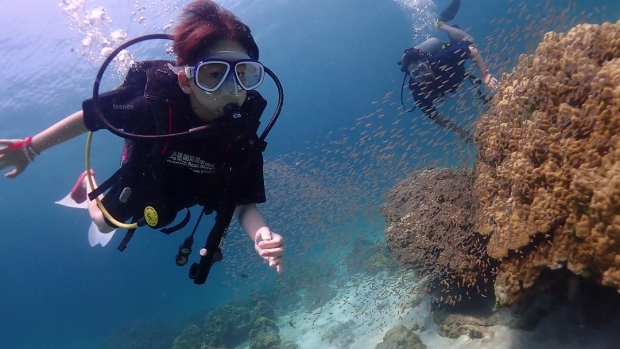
482, 70, 490, 78
9, 138, 28, 151
9, 137, 40, 156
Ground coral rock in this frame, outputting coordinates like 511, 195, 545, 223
375, 325, 427, 349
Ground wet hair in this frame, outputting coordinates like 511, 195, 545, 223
172, 0, 259, 66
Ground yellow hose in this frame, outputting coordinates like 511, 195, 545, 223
85, 131, 138, 229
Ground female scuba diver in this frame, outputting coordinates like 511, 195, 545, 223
0, 0, 283, 283
397, 0, 499, 143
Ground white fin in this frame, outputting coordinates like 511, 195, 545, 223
88, 222, 116, 247
55, 192, 89, 209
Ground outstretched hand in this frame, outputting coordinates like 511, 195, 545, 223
483, 73, 500, 94
0, 139, 32, 179
254, 227, 284, 274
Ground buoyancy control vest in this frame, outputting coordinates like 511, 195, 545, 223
86, 60, 269, 283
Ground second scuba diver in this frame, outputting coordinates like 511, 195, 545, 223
0, 0, 284, 282
398, 0, 499, 143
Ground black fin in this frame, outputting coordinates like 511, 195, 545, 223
438, 0, 461, 23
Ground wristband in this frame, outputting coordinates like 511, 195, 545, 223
9, 136, 39, 162
23, 147, 35, 163
482, 70, 490, 79
25, 137, 40, 155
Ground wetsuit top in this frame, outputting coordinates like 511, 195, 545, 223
81, 60, 266, 222
409, 40, 473, 118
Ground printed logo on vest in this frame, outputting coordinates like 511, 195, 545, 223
167, 151, 216, 174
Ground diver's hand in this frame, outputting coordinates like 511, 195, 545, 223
0, 138, 36, 178
254, 227, 283, 274
483, 72, 499, 93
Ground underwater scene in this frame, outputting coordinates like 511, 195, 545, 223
1, 0, 620, 348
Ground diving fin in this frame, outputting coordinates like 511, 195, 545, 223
55, 170, 95, 209
88, 222, 116, 247
55, 192, 88, 209
438, 0, 461, 23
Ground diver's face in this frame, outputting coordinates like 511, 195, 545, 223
408, 60, 434, 83
189, 40, 248, 116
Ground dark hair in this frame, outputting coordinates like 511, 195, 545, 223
173, 0, 259, 66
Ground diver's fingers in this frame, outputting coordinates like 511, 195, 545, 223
258, 227, 273, 242
258, 233, 282, 249
0, 139, 21, 147
267, 256, 283, 272
491, 78, 499, 92
269, 257, 283, 274
4, 167, 22, 179
259, 245, 283, 259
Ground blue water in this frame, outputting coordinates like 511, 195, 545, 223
0, 0, 618, 348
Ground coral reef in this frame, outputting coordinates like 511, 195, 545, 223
434, 312, 498, 341
381, 168, 495, 302
249, 317, 281, 349
374, 325, 427, 349
382, 20, 620, 310
172, 293, 276, 349
102, 319, 180, 349
474, 20, 620, 306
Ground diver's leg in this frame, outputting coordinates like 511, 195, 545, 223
437, 0, 461, 23
414, 37, 443, 55
437, 21, 475, 44
85, 176, 115, 233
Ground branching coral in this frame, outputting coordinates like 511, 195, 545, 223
474, 20, 620, 305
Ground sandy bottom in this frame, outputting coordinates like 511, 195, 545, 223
236, 269, 620, 349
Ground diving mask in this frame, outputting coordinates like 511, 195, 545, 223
183, 51, 265, 93
408, 60, 434, 83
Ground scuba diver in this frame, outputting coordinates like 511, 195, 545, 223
397, 0, 499, 143
0, 0, 283, 283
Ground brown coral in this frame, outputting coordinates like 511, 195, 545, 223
474, 20, 620, 305
381, 168, 494, 301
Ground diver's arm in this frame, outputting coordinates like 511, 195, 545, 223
415, 94, 472, 142
236, 203, 283, 273
411, 95, 472, 143
30, 110, 88, 154
0, 110, 88, 178
416, 98, 439, 119
469, 46, 499, 93
236, 203, 268, 240
432, 114, 474, 144
468, 45, 488, 74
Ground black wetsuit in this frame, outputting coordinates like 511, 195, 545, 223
409, 40, 472, 119
82, 60, 267, 225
